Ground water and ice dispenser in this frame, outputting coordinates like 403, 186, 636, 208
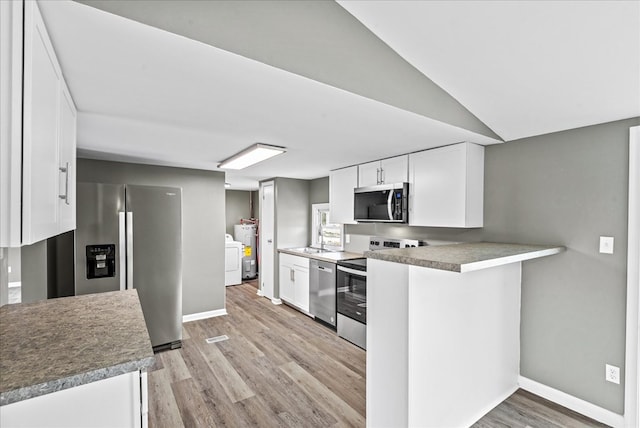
85, 244, 116, 279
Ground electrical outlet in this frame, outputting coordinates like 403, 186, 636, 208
345, 234, 351, 244
606, 364, 620, 384
599, 236, 614, 254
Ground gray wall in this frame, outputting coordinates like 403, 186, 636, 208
225, 190, 255, 237
309, 176, 329, 205
21, 241, 48, 303
345, 117, 639, 413
78, 159, 226, 316
275, 178, 310, 250
483, 118, 637, 414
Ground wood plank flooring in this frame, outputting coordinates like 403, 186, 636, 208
148, 281, 609, 427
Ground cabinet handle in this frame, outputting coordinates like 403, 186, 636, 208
58, 162, 70, 205
290, 268, 294, 282
376, 168, 381, 185
380, 167, 385, 184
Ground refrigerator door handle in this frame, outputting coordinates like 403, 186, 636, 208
127, 211, 134, 289
118, 212, 126, 291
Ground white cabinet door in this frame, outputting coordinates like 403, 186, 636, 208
358, 156, 408, 187
329, 166, 358, 224
279, 253, 310, 312
58, 82, 77, 234
380, 155, 409, 184
294, 265, 310, 312
358, 161, 381, 187
409, 143, 484, 227
279, 260, 294, 303
22, 0, 62, 244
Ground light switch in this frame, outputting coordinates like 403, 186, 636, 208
599, 236, 614, 254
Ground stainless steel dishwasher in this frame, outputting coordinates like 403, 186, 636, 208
309, 259, 336, 328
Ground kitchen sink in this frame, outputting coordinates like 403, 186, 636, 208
290, 247, 335, 254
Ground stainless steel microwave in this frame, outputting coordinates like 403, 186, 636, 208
354, 183, 408, 223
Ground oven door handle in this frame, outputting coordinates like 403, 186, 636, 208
337, 266, 367, 277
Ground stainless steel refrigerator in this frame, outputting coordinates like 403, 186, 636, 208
75, 183, 182, 351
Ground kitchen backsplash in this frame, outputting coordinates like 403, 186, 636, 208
343, 223, 484, 253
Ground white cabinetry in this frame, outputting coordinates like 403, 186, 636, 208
409, 142, 484, 228
329, 166, 357, 224
279, 253, 310, 313
57, 85, 77, 233
0, 371, 149, 428
358, 155, 408, 187
0, 0, 77, 247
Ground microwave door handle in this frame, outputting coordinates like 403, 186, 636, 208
387, 190, 394, 220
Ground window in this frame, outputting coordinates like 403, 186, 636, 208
311, 203, 344, 251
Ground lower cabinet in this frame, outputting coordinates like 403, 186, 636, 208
0, 371, 149, 428
279, 253, 310, 313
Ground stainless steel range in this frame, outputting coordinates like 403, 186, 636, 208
337, 257, 367, 349
368, 236, 425, 250
336, 236, 426, 350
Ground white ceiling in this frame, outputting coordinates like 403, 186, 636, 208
39, 1, 501, 190
39, 1, 640, 189
338, 0, 640, 141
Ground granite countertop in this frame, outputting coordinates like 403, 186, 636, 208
364, 242, 565, 273
0, 289, 155, 406
279, 248, 364, 263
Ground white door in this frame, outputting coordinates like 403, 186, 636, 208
260, 181, 275, 299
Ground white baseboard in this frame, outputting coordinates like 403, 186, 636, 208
182, 308, 227, 323
271, 298, 282, 305
256, 289, 263, 296
518, 376, 624, 428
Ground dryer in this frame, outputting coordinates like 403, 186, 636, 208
225, 234, 243, 286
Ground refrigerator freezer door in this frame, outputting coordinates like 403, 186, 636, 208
75, 183, 125, 295
126, 185, 182, 349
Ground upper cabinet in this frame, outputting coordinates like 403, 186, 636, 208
57, 83, 77, 234
409, 142, 484, 228
358, 155, 408, 187
1, 0, 77, 246
329, 166, 358, 224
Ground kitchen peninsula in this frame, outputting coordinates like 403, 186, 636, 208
365, 242, 565, 428
0, 290, 155, 427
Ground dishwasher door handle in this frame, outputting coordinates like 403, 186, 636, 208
313, 265, 333, 274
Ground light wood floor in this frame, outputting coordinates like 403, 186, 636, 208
148, 281, 609, 427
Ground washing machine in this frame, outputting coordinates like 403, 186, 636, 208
225, 234, 243, 286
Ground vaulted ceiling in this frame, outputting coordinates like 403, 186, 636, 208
39, 1, 640, 189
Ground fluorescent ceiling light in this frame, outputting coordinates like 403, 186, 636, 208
218, 143, 286, 170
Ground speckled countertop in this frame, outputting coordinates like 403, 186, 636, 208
0, 289, 155, 406
279, 248, 364, 263
364, 242, 565, 273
